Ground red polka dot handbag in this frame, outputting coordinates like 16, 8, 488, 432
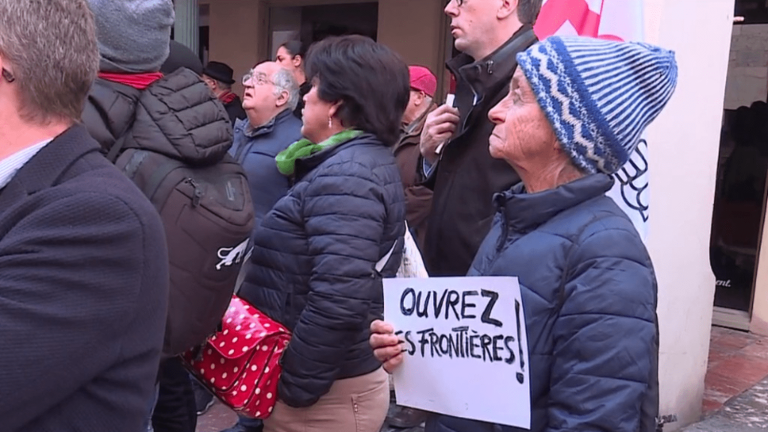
181, 295, 291, 419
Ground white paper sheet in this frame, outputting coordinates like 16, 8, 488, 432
383, 277, 531, 429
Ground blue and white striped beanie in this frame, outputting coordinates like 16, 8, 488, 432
516, 36, 678, 175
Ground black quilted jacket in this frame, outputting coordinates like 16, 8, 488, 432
238, 133, 406, 408
82, 68, 233, 163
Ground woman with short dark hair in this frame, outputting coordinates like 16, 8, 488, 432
276, 40, 309, 119
299, 36, 407, 148
238, 35, 409, 432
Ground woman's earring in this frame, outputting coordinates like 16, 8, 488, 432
328, 117, 333, 128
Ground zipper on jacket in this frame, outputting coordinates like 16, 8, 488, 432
486, 209, 510, 272
486, 60, 494, 75
187, 178, 204, 207
495, 207, 508, 253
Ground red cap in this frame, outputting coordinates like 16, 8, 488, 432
409, 65, 437, 98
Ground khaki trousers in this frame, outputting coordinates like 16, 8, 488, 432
264, 368, 389, 432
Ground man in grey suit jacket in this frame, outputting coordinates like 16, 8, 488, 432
0, 1, 169, 430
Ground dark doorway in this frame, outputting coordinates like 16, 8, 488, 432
710, 3, 768, 315
268, 2, 379, 60
302, 3, 378, 43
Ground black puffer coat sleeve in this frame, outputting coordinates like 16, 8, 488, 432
278, 159, 388, 407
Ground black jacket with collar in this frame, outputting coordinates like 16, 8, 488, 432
421, 26, 538, 277
0, 125, 169, 431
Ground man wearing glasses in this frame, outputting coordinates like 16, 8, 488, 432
231, 61, 302, 231
217, 61, 302, 432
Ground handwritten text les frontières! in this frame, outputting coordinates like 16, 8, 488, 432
394, 287, 527, 384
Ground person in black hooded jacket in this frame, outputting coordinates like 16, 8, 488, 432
237, 35, 408, 432
81, 1, 234, 431
162, 40, 204, 76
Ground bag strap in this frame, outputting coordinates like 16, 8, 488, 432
375, 222, 407, 273
375, 239, 397, 273
106, 105, 138, 163
106, 133, 129, 163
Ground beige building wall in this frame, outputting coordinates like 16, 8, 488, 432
206, 0, 449, 99
642, 0, 735, 428
377, 0, 446, 94
207, 0, 268, 97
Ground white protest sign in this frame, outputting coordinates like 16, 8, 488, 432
383, 277, 530, 429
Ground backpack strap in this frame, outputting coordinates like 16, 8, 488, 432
106, 106, 138, 163
106, 133, 128, 163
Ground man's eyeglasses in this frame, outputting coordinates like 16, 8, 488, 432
446, 0, 465, 6
1, 68, 14, 83
242, 71, 274, 87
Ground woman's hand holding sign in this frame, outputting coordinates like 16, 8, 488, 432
370, 320, 404, 373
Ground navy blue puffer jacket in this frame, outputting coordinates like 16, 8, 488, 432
427, 174, 658, 432
229, 110, 302, 229
238, 133, 406, 408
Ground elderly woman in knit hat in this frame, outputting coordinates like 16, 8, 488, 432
370, 35, 678, 432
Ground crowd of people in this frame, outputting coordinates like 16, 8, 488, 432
0, 0, 679, 432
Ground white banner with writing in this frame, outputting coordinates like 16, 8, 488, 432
383, 277, 530, 429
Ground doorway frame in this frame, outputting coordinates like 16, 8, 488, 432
264, 0, 453, 101
264, 0, 379, 60
740, 161, 768, 334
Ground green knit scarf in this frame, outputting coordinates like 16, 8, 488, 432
276, 129, 363, 176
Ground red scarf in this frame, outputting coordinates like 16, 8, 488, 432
219, 91, 237, 105
98, 71, 164, 90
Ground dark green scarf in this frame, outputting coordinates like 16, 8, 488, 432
276, 129, 363, 176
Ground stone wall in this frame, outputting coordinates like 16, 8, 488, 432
724, 24, 768, 109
